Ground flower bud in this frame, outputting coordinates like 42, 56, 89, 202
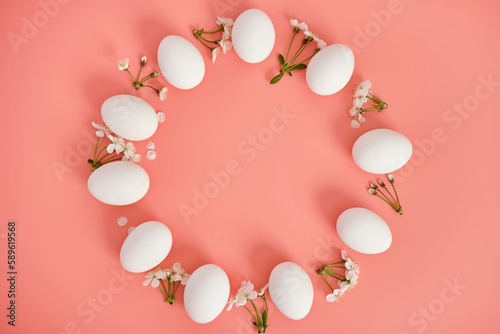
141, 56, 147, 65
378, 180, 385, 187
370, 183, 378, 189
152, 72, 159, 77
368, 189, 376, 195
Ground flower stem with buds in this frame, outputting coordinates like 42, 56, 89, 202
368, 174, 403, 214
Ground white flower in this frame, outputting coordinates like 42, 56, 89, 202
216, 17, 234, 39
171, 262, 190, 285
346, 271, 359, 291
326, 289, 344, 302
219, 38, 233, 54
316, 39, 327, 49
228, 280, 258, 310
290, 19, 308, 31
146, 142, 155, 150
92, 122, 110, 137
212, 46, 222, 63
341, 249, 348, 261
257, 283, 269, 296
117, 58, 129, 70
123, 141, 140, 162
141, 56, 147, 64
304, 29, 321, 43
107, 135, 125, 154
226, 295, 236, 311
159, 87, 168, 101
117, 217, 128, 226
157, 112, 166, 123
354, 80, 372, 99
353, 96, 365, 108
146, 150, 156, 160
143, 268, 167, 288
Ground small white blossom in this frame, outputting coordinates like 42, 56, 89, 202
212, 46, 222, 63
216, 17, 234, 39
219, 38, 233, 54
92, 122, 110, 137
159, 87, 168, 101
117, 217, 128, 226
107, 135, 125, 154
290, 19, 308, 31
171, 262, 190, 285
157, 112, 166, 123
326, 289, 344, 303
141, 56, 147, 64
143, 268, 167, 288
117, 58, 129, 70
257, 283, 269, 296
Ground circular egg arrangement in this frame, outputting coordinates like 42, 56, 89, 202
86, 7, 413, 329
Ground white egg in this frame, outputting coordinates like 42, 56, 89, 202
352, 128, 413, 174
157, 35, 205, 89
306, 44, 355, 96
87, 161, 149, 206
120, 221, 173, 273
232, 9, 275, 63
269, 262, 313, 320
336, 208, 392, 254
184, 264, 230, 324
101, 95, 158, 141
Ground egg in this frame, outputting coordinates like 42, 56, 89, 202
269, 262, 313, 320
336, 208, 392, 254
120, 221, 173, 273
305, 44, 355, 96
352, 128, 413, 174
157, 35, 205, 89
101, 95, 158, 141
184, 264, 230, 324
232, 9, 275, 63
87, 161, 149, 205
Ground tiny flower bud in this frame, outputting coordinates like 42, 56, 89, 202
368, 189, 376, 195
152, 72, 159, 77
387, 174, 394, 181
378, 180, 385, 187
370, 183, 378, 189
141, 56, 147, 65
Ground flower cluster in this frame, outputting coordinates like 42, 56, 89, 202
88, 122, 141, 170
316, 250, 360, 303
117, 56, 168, 101
271, 19, 327, 84
350, 80, 388, 128
143, 263, 190, 305
227, 281, 269, 334
368, 174, 403, 214
193, 17, 234, 63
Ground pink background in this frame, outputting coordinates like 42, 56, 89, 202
1, 0, 500, 333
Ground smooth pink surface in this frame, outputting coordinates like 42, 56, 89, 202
1, 0, 500, 333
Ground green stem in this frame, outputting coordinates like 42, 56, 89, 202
172, 281, 180, 296
93, 137, 100, 162
285, 29, 298, 63
136, 64, 144, 82
382, 185, 399, 207
283, 40, 311, 71
195, 35, 215, 50
389, 180, 401, 206
99, 154, 121, 164
197, 35, 220, 44
243, 305, 258, 324
143, 85, 159, 93
125, 68, 135, 82
139, 74, 155, 84
374, 192, 399, 211
250, 299, 262, 325
95, 144, 108, 161
158, 280, 168, 301
294, 49, 319, 65
327, 272, 346, 281
374, 186, 395, 205
322, 275, 335, 292
194, 26, 224, 35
